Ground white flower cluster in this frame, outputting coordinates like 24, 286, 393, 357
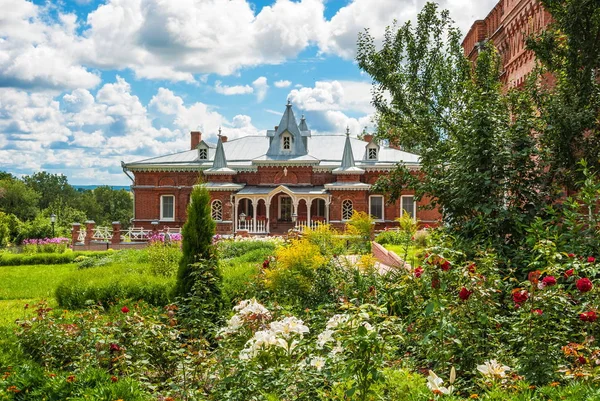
239, 316, 310, 360
219, 299, 272, 336
427, 368, 456, 395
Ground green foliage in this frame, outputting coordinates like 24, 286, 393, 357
302, 223, 346, 257
526, 0, 600, 188
0, 251, 112, 266
220, 260, 260, 305
0, 178, 40, 221
346, 211, 374, 254
217, 238, 280, 259
23, 172, 78, 212
176, 184, 216, 297
147, 240, 181, 277
357, 3, 552, 268
79, 186, 133, 228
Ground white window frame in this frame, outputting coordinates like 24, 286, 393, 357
160, 195, 175, 222
369, 195, 384, 221
342, 199, 353, 221
282, 133, 291, 151
400, 195, 417, 221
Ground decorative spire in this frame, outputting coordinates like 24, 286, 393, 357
212, 134, 227, 170
218, 126, 222, 137
333, 129, 365, 175
299, 113, 309, 133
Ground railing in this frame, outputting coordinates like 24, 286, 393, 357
77, 230, 86, 243
295, 218, 326, 232
122, 227, 152, 242
237, 218, 268, 233
92, 226, 112, 241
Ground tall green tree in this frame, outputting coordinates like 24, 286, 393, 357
356, 3, 552, 260
175, 183, 218, 296
527, 0, 600, 189
0, 178, 40, 221
23, 172, 78, 211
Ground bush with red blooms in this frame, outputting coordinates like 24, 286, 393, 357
579, 311, 597, 322
458, 287, 473, 301
576, 278, 593, 293
542, 276, 557, 287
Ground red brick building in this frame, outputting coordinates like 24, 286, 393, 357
462, 0, 551, 87
122, 102, 440, 234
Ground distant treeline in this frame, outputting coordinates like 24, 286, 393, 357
0, 171, 133, 246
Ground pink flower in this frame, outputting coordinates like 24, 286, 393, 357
121, 306, 130, 313
576, 278, 593, 293
541, 276, 557, 287
588, 256, 596, 263
414, 266, 424, 278
531, 309, 543, 315
564, 269, 574, 279
568, 253, 575, 258
512, 289, 529, 305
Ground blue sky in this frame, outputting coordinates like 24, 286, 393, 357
0, 0, 497, 185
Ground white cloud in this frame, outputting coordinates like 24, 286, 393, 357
214, 81, 254, 96
274, 80, 292, 88
288, 80, 373, 114
252, 77, 269, 103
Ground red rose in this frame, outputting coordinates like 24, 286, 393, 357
109, 343, 121, 352
440, 260, 451, 271
542, 276, 557, 287
431, 278, 440, 289
458, 287, 473, 301
111, 376, 118, 383
512, 289, 529, 305
564, 269, 574, 279
467, 263, 476, 273
588, 256, 596, 263
576, 278, 593, 293
531, 309, 543, 315
568, 253, 575, 258
579, 311, 597, 322
578, 356, 587, 364
414, 266, 424, 278
262, 259, 270, 269
121, 306, 130, 313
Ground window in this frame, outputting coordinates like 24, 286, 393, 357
367, 147, 378, 160
314, 199, 326, 217
211, 200, 223, 221
282, 134, 291, 150
369, 195, 384, 220
160, 195, 175, 221
342, 199, 353, 221
401, 196, 416, 220
198, 148, 208, 160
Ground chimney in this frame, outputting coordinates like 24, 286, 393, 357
190, 131, 202, 150
220, 136, 228, 143
274, 126, 278, 130
363, 134, 373, 143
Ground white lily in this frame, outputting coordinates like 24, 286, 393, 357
427, 370, 454, 395
477, 360, 510, 379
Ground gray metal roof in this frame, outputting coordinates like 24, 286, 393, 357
124, 105, 420, 171
237, 185, 328, 196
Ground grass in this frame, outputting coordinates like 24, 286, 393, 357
0, 263, 75, 328
382, 244, 423, 266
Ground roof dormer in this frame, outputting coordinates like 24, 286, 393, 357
365, 140, 380, 161
266, 101, 308, 157
197, 141, 210, 160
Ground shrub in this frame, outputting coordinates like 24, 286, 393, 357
375, 230, 403, 245
220, 261, 261, 305
218, 238, 280, 259
264, 239, 326, 305
147, 240, 181, 277
303, 224, 345, 256
346, 211, 374, 254
22, 237, 70, 254
0, 251, 112, 266
55, 267, 174, 308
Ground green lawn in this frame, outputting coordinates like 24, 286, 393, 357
0, 263, 75, 327
382, 244, 423, 266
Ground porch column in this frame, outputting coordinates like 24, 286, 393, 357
292, 198, 299, 227
325, 197, 331, 223
266, 201, 271, 234
233, 196, 238, 232
307, 198, 312, 228
251, 198, 257, 233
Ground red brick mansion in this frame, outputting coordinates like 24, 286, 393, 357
462, 0, 551, 87
122, 102, 440, 235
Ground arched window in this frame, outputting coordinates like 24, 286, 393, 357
342, 199, 353, 221
211, 200, 223, 221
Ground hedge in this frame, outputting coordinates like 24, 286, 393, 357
0, 251, 112, 266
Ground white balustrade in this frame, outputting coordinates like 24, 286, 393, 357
92, 226, 112, 241
237, 218, 268, 233
77, 230, 86, 242
122, 227, 152, 242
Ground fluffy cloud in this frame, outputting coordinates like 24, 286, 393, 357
0, 79, 261, 184
215, 81, 254, 96
252, 77, 269, 103
288, 80, 373, 114
274, 80, 292, 88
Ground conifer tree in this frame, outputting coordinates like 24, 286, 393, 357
175, 182, 217, 296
